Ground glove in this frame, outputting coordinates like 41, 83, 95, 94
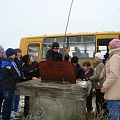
85, 77, 90, 81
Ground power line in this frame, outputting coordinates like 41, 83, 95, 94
0, 16, 119, 35
0, 9, 120, 36
0, 19, 120, 37
1, 8, 119, 34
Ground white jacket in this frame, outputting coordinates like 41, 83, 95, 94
103, 48, 120, 100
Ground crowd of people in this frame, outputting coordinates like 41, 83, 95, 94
0, 38, 120, 120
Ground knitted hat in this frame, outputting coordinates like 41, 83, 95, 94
6, 48, 16, 57
52, 42, 59, 49
0, 46, 5, 53
71, 56, 78, 63
95, 52, 104, 60
22, 55, 30, 64
109, 39, 120, 49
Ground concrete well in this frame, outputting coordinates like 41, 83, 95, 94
15, 80, 91, 120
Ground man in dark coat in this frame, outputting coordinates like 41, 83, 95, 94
46, 42, 70, 61
22, 55, 40, 117
71, 56, 84, 80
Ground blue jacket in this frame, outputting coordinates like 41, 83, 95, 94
0, 56, 4, 92
1, 57, 21, 90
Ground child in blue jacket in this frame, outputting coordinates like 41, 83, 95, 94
1, 48, 21, 120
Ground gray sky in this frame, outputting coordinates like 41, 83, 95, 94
0, 0, 120, 50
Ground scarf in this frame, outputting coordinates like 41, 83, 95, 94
85, 69, 90, 75
103, 54, 112, 79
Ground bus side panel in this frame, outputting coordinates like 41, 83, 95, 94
96, 34, 119, 39
19, 38, 28, 56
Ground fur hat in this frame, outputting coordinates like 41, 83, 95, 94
95, 52, 104, 60
52, 42, 59, 49
71, 56, 78, 63
6, 48, 16, 57
22, 55, 30, 64
0, 46, 5, 53
109, 39, 120, 49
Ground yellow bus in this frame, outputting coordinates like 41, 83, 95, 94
19, 31, 120, 68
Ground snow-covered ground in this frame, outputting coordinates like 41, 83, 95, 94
0, 96, 25, 120
0, 94, 96, 120
17, 96, 25, 113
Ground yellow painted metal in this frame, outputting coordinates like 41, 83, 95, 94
19, 31, 120, 68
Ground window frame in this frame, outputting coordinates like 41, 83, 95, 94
27, 43, 40, 58
42, 37, 67, 59
42, 36, 96, 59
69, 36, 95, 43
68, 36, 96, 59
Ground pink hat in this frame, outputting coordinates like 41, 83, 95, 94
109, 39, 120, 49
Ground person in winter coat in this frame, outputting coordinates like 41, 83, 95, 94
11, 49, 22, 118
86, 52, 108, 117
71, 56, 83, 80
82, 61, 93, 113
101, 39, 120, 120
0, 46, 5, 115
22, 55, 40, 117
46, 42, 70, 61
1, 48, 21, 120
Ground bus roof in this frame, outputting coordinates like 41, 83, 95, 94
21, 31, 120, 39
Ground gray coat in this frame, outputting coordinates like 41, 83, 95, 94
89, 60, 105, 89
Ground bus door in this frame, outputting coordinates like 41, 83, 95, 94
97, 34, 119, 55
27, 41, 42, 62
97, 38, 112, 54
97, 38, 113, 64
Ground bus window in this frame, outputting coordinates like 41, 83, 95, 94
27, 43, 40, 58
69, 36, 95, 58
97, 38, 113, 55
83, 36, 95, 42
44, 38, 55, 43
56, 37, 67, 55
99, 46, 107, 55
56, 37, 65, 43
69, 37, 81, 42
42, 37, 67, 59
42, 44, 52, 59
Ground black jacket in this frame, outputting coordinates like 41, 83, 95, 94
82, 68, 93, 80
14, 57, 22, 72
46, 49, 69, 61
14, 57, 22, 83
1, 58, 20, 90
22, 61, 40, 81
75, 64, 84, 79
